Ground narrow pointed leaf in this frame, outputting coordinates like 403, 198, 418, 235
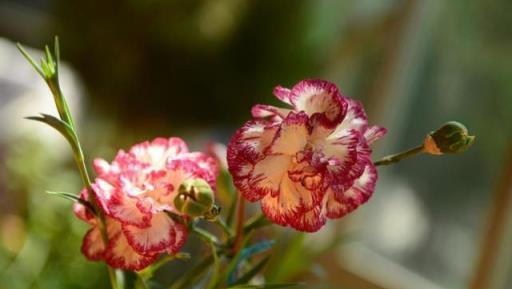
205, 241, 220, 289
46, 191, 95, 213
228, 240, 275, 285
227, 283, 301, 289
26, 113, 78, 152
16, 43, 44, 78
232, 256, 270, 285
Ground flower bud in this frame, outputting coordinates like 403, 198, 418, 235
424, 121, 475, 155
174, 179, 214, 218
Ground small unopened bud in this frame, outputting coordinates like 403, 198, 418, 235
174, 179, 214, 218
424, 121, 475, 155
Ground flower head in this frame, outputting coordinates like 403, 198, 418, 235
74, 137, 218, 270
227, 80, 386, 232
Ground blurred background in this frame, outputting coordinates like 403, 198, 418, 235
0, 0, 511, 288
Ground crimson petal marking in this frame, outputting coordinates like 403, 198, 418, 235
273, 85, 292, 105
74, 188, 96, 224
251, 154, 292, 197
93, 158, 111, 176
167, 222, 188, 254
326, 163, 377, 219
129, 137, 189, 169
267, 112, 309, 155
227, 120, 279, 201
288, 79, 347, 128
81, 227, 106, 261
123, 212, 177, 254
260, 173, 323, 226
104, 229, 158, 271
93, 178, 152, 228
289, 206, 326, 232
176, 152, 219, 189
260, 194, 290, 227
364, 125, 387, 145
251, 104, 291, 121
333, 99, 368, 134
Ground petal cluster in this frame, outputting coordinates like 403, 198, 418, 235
227, 80, 386, 232
74, 137, 218, 270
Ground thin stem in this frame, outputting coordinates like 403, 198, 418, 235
374, 145, 425, 167
108, 267, 120, 289
191, 225, 220, 245
169, 256, 214, 289
242, 213, 271, 235
232, 197, 246, 253
215, 218, 234, 238
18, 40, 119, 289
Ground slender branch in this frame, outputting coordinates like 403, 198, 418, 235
373, 145, 425, 166
242, 213, 271, 235
108, 267, 120, 289
18, 39, 119, 289
232, 197, 246, 253
191, 225, 220, 245
215, 217, 234, 238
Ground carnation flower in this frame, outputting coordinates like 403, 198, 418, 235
227, 80, 386, 232
74, 137, 218, 270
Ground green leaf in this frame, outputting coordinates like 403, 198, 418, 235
231, 256, 270, 285
205, 240, 220, 289
169, 256, 213, 289
46, 191, 95, 213
26, 114, 77, 145
16, 43, 45, 78
227, 283, 301, 289
265, 233, 307, 283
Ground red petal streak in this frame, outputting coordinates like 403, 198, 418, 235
273, 85, 292, 105
81, 227, 106, 261
289, 79, 347, 128
123, 212, 178, 254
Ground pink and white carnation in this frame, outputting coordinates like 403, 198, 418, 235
227, 79, 386, 232
74, 137, 218, 270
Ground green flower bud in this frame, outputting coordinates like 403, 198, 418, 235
174, 179, 214, 218
424, 121, 475, 155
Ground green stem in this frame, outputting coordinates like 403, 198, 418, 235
169, 256, 214, 289
18, 39, 120, 289
215, 218, 234, 238
374, 145, 425, 167
232, 197, 245, 253
108, 267, 120, 289
242, 213, 271, 235
191, 225, 220, 245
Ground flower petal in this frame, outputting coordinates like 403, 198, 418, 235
325, 163, 377, 219
251, 154, 292, 197
364, 125, 387, 145
74, 188, 95, 224
104, 229, 158, 271
273, 85, 292, 105
93, 178, 152, 228
251, 104, 291, 121
289, 79, 347, 128
227, 120, 279, 201
289, 206, 326, 232
267, 112, 309, 155
130, 137, 189, 169
123, 212, 180, 254
260, 174, 324, 225
81, 227, 106, 261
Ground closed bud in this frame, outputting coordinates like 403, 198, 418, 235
174, 179, 214, 218
424, 121, 475, 155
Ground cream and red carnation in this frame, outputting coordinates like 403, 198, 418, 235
74, 137, 218, 270
227, 79, 386, 232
